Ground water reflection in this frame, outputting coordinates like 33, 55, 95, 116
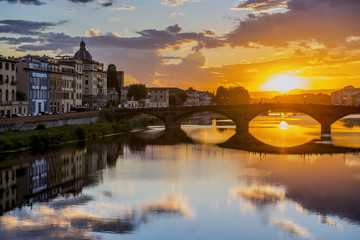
1, 121, 360, 239
220, 132, 360, 154
249, 115, 320, 147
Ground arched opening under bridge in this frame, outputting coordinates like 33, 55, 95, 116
330, 113, 360, 148
178, 110, 236, 144
249, 109, 321, 147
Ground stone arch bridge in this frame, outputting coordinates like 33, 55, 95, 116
116, 103, 360, 136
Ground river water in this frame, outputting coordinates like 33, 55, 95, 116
1, 115, 360, 240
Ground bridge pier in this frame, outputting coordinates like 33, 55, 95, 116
321, 123, 332, 141
164, 112, 181, 130
234, 116, 249, 134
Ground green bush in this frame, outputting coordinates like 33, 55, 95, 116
75, 127, 87, 140
36, 124, 46, 130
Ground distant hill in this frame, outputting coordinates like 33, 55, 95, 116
250, 89, 338, 98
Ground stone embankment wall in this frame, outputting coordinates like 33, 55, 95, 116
0, 111, 100, 132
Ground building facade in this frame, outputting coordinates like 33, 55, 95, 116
0, 57, 25, 117
331, 86, 360, 106
49, 59, 83, 113
73, 40, 107, 109
185, 87, 212, 106
147, 88, 169, 108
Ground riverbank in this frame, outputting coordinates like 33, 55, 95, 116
0, 121, 132, 153
0, 110, 164, 153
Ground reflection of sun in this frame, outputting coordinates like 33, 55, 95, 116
262, 73, 304, 93
279, 121, 288, 130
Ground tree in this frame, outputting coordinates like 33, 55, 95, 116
214, 86, 250, 104
127, 84, 147, 101
228, 86, 250, 104
169, 94, 180, 107
169, 92, 188, 107
16, 91, 26, 101
177, 92, 188, 104
107, 64, 120, 92
215, 86, 229, 104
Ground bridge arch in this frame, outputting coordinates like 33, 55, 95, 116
114, 109, 167, 126
245, 105, 323, 124
172, 109, 236, 127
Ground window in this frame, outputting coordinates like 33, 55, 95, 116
85, 72, 88, 77
0, 62, 2, 69
5, 90, 8, 101
11, 64, 14, 71
85, 80, 88, 85
85, 88, 89, 94
5, 63, 9, 70
0, 75, 2, 81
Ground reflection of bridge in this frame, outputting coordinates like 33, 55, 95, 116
129, 128, 360, 155
219, 131, 360, 155
117, 104, 360, 136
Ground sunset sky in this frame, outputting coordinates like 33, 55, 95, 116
1, 0, 359, 92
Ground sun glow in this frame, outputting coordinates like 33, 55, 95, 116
262, 73, 304, 93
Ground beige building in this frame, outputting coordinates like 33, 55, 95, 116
147, 88, 169, 108
331, 86, 360, 106
73, 40, 107, 109
185, 87, 212, 106
59, 58, 83, 108
49, 60, 77, 113
0, 56, 28, 117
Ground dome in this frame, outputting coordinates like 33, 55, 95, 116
74, 39, 92, 61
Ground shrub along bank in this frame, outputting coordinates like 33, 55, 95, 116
0, 120, 133, 153
0, 110, 162, 153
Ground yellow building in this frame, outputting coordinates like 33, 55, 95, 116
0, 56, 28, 117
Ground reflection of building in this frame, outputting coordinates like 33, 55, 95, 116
83, 144, 107, 186
29, 158, 49, 195
17, 55, 50, 115
74, 40, 107, 109
0, 142, 111, 215
0, 167, 17, 213
331, 86, 360, 106
48, 150, 83, 196
1, 56, 28, 116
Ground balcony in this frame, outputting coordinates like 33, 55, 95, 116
11, 80, 17, 85
97, 82, 104, 88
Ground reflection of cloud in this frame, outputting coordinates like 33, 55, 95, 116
231, 185, 285, 206
47, 195, 93, 210
269, 217, 313, 239
0, 204, 136, 239
318, 215, 344, 230
141, 194, 195, 218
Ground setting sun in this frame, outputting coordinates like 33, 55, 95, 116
262, 73, 304, 93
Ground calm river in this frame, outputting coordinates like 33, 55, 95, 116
1, 114, 360, 240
